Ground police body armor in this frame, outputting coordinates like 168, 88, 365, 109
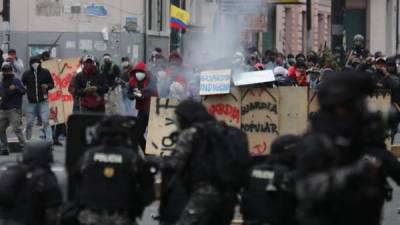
79, 145, 139, 213
242, 163, 296, 225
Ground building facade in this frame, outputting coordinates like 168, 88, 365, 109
366, 0, 399, 55
1, 0, 146, 64
274, 0, 332, 54
332, 0, 399, 56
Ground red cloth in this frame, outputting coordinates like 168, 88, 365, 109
129, 61, 156, 111
288, 66, 296, 77
296, 74, 308, 86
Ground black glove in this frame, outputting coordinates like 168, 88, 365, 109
145, 155, 163, 170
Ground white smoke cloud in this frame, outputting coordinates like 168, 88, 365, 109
183, 0, 266, 67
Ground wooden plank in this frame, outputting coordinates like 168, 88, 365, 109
391, 145, 400, 157
279, 86, 308, 135
145, 97, 180, 156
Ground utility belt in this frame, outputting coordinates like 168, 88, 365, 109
0, 219, 25, 225
82, 208, 129, 215
242, 221, 272, 225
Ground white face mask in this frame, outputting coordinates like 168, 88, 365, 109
32, 63, 40, 70
122, 61, 129, 67
136, 72, 146, 81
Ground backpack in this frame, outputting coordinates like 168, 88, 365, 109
193, 122, 252, 191
0, 165, 31, 208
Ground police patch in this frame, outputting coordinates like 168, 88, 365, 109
104, 167, 115, 178
93, 153, 123, 164
251, 169, 274, 180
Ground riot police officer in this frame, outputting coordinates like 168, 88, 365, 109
0, 141, 63, 225
296, 72, 396, 225
75, 115, 155, 225
151, 100, 250, 225
241, 135, 300, 225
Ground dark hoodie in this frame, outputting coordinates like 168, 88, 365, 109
74, 66, 109, 109
128, 61, 158, 111
21, 58, 55, 104
0, 75, 25, 110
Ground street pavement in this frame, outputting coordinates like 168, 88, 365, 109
0, 128, 400, 225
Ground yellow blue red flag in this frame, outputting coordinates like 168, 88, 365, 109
170, 4, 190, 30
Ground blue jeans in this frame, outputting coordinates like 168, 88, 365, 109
25, 101, 52, 141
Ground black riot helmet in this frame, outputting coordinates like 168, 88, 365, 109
96, 115, 135, 141
317, 71, 374, 114
269, 135, 300, 168
22, 141, 53, 167
174, 100, 216, 130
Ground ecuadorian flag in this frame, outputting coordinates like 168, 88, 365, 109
170, 4, 190, 30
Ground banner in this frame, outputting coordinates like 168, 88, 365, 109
203, 87, 241, 127
233, 70, 275, 86
200, 69, 231, 96
241, 88, 279, 156
42, 58, 79, 125
146, 97, 180, 155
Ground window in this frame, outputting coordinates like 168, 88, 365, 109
147, 0, 170, 35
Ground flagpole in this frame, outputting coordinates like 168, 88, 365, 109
179, 0, 184, 53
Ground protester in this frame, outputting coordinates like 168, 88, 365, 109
377, 56, 400, 140
292, 61, 308, 86
74, 116, 154, 225
249, 54, 261, 68
149, 48, 169, 98
74, 55, 108, 114
149, 47, 167, 70
166, 51, 187, 87
22, 56, 54, 142
0, 49, 4, 69
41, 51, 51, 62
6, 49, 24, 80
120, 57, 134, 115
307, 51, 319, 69
0, 62, 26, 155
346, 34, 369, 66
127, 60, 157, 151
264, 50, 277, 70
101, 53, 122, 115
275, 52, 285, 67
285, 53, 295, 69
273, 66, 292, 86
288, 53, 306, 77
42, 52, 64, 146
0, 141, 63, 225
69, 57, 84, 113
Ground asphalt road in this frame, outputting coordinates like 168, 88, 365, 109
0, 128, 399, 225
